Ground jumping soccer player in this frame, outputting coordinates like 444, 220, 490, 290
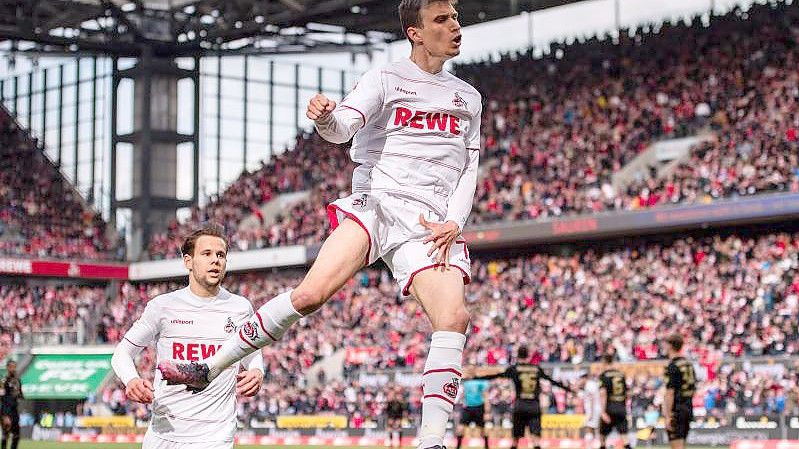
112, 225, 264, 449
158, 2, 481, 449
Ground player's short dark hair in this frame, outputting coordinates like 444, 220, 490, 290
517, 346, 529, 361
398, 0, 458, 44
665, 333, 684, 351
181, 223, 228, 257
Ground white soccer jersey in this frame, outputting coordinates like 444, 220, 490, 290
316, 58, 482, 229
119, 287, 262, 443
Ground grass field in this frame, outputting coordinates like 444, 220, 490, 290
16, 443, 724, 449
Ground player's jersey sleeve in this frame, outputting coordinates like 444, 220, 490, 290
464, 98, 482, 150
315, 68, 384, 144
122, 300, 161, 347
340, 67, 385, 125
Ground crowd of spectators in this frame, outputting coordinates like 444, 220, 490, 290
144, 2, 799, 257
0, 108, 122, 260
6, 227, 796, 426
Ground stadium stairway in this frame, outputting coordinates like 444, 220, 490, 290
238, 190, 312, 231
305, 349, 346, 388
611, 132, 715, 191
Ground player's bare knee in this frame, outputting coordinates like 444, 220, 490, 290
290, 288, 326, 315
434, 306, 470, 333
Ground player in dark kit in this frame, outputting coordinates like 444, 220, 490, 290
662, 334, 696, 449
386, 386, 407, 448
598, 354, 632, 449
473, 347, 570, 449
0, 360, 23, 449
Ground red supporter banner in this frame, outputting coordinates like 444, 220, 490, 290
731, 441, 799, 449
0, 257, 129, 280
57, 435, 614, 447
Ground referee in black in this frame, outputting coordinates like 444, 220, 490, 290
1, 360, 23, 449
598, 353, 631, 449
662, 334, 697, 449
473, 346, 570, 449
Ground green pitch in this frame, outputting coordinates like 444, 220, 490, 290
17, 442, 725, 449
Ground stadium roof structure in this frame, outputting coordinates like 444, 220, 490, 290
0, 0, 587, 57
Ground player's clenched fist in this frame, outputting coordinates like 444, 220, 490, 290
126, 377, 154, 404
306, 93, 336, 121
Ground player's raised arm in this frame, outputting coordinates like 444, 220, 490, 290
111, 301, 160, 404
311, 67, 384, 144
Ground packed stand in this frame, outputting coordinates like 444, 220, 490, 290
146, 133, 354, 259
0, 283, 108, 358
89, 228, 798, 425
0, 108, 122, 260
143, 2, 799, 257
463, 2, 799, 223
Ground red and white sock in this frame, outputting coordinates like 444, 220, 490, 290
418, 331, 467, 449
207, 290, 302, 379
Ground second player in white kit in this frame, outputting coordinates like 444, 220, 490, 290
112, 226, 264, 449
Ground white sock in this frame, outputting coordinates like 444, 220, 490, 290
418, 331, 466, 449
207, 290, 302, 379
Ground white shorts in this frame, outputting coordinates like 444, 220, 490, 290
142, 430, 233, 449
327, 192, 471, 296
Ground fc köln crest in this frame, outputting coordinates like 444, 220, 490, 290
452, 93, 467, 109
443, 377, 460, 398
224, 317, 235, 334
242, 322, 258, 341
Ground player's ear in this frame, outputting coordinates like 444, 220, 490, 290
183, 253, 192, 271
407, 26, 422, 46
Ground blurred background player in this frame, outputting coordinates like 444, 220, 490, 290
0, 360, 22, 449
456, 377, 491, 449
472, 346, 571, 449
111, 225, 264, 449
662, 334, 697, 449
598, 353, 632, 449
158, 2, 481, 449
386, 386, 407, 449
580, 372, 601, 444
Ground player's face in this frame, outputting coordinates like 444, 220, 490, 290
185, 235, 227, 290
415, 2, 461, 59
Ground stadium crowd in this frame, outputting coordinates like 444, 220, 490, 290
141, 2, 799, 257
0, 109, 121, 260
4, 228, 795, 425
0, 4, 796, 261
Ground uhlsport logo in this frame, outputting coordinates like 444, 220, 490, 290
452, 92, 467, 109
443, 377, 460, 399
224, 317, 235, 334
242, 321, 258, 341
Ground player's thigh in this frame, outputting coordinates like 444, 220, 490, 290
408, 268, 468, 332
294, 218, 369, 309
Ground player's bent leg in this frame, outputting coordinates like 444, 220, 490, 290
291, 218, 370, 314
159, 218, 370, 389
410, 268, 469, 449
